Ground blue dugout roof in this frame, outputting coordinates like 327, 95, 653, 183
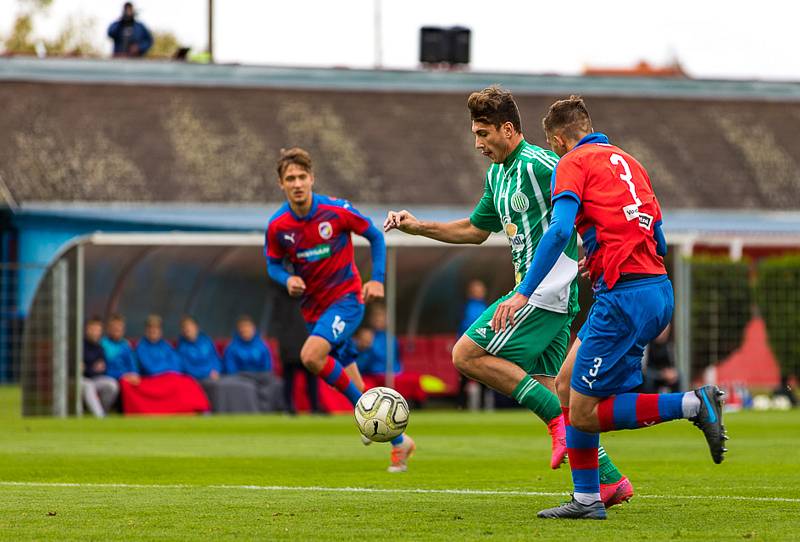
14, 202, 800, 240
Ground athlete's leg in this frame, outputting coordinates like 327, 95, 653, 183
301, 336, 362, 406
343, 363, 365, 393
452, 335, 526, 395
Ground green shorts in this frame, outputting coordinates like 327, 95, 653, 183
465, 291, 573, 377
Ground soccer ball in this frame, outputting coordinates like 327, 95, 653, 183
354, 387, 409, 442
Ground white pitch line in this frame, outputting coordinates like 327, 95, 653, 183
0, 481, 798, 504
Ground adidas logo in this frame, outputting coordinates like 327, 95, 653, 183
475, 327, 487, 338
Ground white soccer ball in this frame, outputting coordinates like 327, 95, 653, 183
354, 387, 409, 442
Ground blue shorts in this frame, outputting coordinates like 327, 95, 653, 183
307, 294, 365, 367
571, 275, 674, 397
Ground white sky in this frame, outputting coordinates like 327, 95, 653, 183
0, 0, 798, 80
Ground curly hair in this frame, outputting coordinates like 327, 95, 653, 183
467, 85, 522, 132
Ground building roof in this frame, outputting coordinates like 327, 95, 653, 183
1, 58, 799, 210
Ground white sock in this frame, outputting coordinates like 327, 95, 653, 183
574, 492, 600, 505
682, 392, 701, 418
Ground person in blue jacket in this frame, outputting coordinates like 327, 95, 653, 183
177, 316, 221, 381
364, 304, 402, 376
101, 314, 140, 385
135, 315, 181, 376
223, 315, 284, 412
178, 316, 259, 413
107, 2, 153, 57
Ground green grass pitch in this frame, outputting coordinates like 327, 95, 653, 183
0, 386, 798, 541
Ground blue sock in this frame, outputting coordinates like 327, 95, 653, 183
390, 434, 404, 446
597, 392, 688, 431
565, 413, 600, 503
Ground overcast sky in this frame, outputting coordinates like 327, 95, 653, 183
1, 0, 798, 80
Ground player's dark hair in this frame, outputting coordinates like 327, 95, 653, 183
276, 147, 313, 179
467, 86, 522, 132
542, 95, 593, 140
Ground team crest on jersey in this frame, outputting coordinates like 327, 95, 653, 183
510, 191, 530, 213
318, 221, 333, 240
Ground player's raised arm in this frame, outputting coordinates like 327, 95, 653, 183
384, 210, 490, 245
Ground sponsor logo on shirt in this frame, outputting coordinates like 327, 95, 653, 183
297, 244, 332, 262
510, 191, 530, 213
318, 221, 333, 240
283, 232, 296, 244
623, 204, 640, 221
638, 213, 653, 230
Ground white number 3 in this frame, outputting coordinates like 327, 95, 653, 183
610, 154, 642, 206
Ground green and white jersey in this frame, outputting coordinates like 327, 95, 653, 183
469, 140, 580, 315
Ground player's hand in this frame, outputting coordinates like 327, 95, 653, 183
491, 292, 529, 333
384, 210, 420, 234
578, 257, 590, 279
286, 276, 306, 297
362, 280, 385, 303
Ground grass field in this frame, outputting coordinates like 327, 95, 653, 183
0, 386, 798, 541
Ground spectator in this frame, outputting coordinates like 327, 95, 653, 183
100, 314, 140, 385
177, 316, 259, 414
177, 316, 221, 381
364, 304, 401, 376
223, 315, 284, 412
354, 326, 379, 376
135, 315, 181, 376
456, 280, 493, 410
641, 324, 680, 393
272, 292, 319, 415
117, 314, 209, 415
107, 2, 153, 57
82, 316, 119, 417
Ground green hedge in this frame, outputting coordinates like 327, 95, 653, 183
756, 254, 800, 378
689, 256, 751, 377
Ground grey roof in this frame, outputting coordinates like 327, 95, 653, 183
1, 59, 799, 210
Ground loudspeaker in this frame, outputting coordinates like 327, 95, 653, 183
419, 26, 471, 65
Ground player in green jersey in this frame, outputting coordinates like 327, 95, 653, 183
385, 86, 632, 506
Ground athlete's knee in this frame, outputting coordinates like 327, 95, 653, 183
569, 404, 595, 432
451, 338, 479, 375
554, 373, 571, 404
300, 343, 325, 373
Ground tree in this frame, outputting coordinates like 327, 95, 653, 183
148, 31, 181, 59
756, 255, 800, 378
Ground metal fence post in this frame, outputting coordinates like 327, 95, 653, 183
74, 244, 85, 416
674, 252, 692, 392
385, 246, 396, 389
52, 259, 68, 418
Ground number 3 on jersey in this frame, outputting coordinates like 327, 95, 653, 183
610, 153, 642, 222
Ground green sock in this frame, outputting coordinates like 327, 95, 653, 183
512, 375, 562, 423
598, 445, 623, 485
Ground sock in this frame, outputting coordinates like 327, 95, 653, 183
563, 407, 600, 505
512, 375, 562, 423
318, 357, 361, 406
597, 392, 687, 432
598, 446, 622, 485
682, 392, 701, 418
390, 434, 404, 446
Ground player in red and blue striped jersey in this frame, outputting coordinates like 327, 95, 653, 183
265, 148, 415, 472
487, 97, 727, 519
